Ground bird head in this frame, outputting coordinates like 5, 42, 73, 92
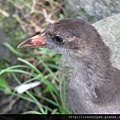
17, 18, 103, 58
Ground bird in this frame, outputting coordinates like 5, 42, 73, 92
17, 18, 120, 114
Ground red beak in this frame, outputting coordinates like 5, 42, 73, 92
17, 34, 45, 48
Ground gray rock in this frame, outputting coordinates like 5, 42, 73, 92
93, 13, 120, 69
65, 0, 120, 23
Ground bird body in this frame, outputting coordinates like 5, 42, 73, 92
60, 55, 120, 114
18, 18, 120, 114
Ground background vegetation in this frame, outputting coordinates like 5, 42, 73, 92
0, 0, 71, 114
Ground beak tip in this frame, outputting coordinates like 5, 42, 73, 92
17, 44, 23, 48
17, 45, 20, 48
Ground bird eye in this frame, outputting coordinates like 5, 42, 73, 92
53, 35, 64, 44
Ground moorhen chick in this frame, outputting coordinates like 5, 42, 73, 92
18, 18, 120, 114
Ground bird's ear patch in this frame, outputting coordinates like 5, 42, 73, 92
68, 37, 84, 51
68, 37, 80, 50
68, 36, 78, 42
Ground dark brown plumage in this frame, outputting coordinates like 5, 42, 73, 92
18, 18, 120, 114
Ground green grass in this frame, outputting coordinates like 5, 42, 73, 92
0, 43, 72, 114
0, 0, 69, 114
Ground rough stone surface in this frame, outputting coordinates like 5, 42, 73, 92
65, 0, 120, 23
93, 13, 120, 69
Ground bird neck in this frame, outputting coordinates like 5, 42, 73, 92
72, 50, 117, 103
73, 50, 112, 84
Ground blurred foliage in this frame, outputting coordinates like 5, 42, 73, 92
7, 0, 65, 35
0, 0, 71, 114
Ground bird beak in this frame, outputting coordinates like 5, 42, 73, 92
17, 33, 45, 48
